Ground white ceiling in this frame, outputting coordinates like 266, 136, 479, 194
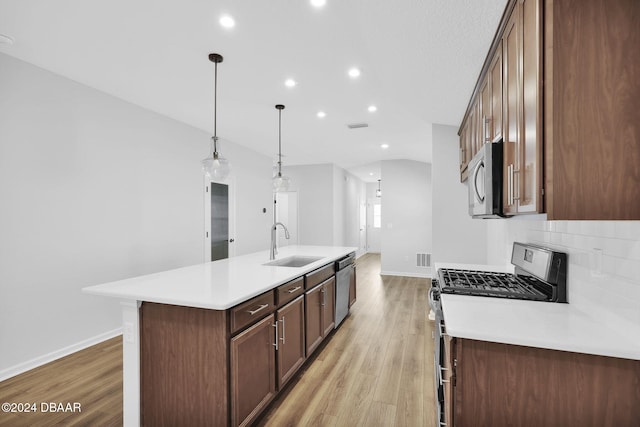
0, 0, 507, 182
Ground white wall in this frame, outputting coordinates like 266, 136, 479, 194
380, 159, 432, 277
486, 219, 640, 325
332, 166, 345, 247
0, 53, 272, 379
284, 164, 334, 246
337, 166, 367, 257
283, 164, 365, 255
431, 124, 489, 267
366, 183, 382, 253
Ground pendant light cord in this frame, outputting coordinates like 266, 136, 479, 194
278, 108, 282, 177
213, 60, 218, 156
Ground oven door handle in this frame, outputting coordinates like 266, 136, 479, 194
428, 286, 435, 311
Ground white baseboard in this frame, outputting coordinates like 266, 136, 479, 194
380, 270, 433, 279
0, 328, 122, 382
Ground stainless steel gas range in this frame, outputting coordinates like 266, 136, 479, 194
428, 242, 568, 427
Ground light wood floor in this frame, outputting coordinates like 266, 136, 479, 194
0, 337, 122, 426
0, 253, 435, 427
258, 253, 436, 426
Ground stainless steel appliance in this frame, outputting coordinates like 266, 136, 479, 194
468, 140, 504, 218
335, 252, 355, 328
428, 242, 568, 426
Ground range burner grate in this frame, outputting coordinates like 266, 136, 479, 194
439, 269, 547, 301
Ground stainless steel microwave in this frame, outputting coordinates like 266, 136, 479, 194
468, 140, 505, 218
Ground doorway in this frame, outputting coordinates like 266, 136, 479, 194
366, 197, 381, 253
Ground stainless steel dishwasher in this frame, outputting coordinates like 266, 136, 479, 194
335, 252, 355, 328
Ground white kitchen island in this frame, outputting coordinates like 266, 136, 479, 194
83, 245, 357, 427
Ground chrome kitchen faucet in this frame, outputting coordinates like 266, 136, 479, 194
270, 222, 290, 260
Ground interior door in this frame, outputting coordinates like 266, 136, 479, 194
211, 182, 229, 261
204, 177, 235, 262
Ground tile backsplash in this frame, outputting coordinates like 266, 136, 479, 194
487, 219, 640, 325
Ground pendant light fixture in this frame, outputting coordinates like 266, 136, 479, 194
202, 53, 231, 180
376, 179, 382, 197
272, 104, 291, 192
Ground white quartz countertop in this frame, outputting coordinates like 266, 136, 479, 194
435, 262, 640, 361
83, 245, 357, 310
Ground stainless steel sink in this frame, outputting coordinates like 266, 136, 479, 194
263, 255, 324, 268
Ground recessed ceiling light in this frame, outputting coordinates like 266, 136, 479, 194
348, 67, 361, 78
219, 15, 235, 29
369, 172, 374, 176
368, 105, 377, 112
381, 144, 389, 149
0, 34, 14, 45
317, 111, 326, 118
310, 0, 327, 8
285, 78, 297, 88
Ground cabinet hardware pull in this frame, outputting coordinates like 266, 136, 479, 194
439, 322, 447, 336
273, 321, 278, 351
321, 288, 325, 306
439, 366, 450, 385
248, 304, 269, 316
483, 117, 491, 143
507, 164, 513, 206
287, 286, 302, 294
280, 317, 286, 344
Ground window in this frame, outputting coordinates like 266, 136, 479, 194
373, 203, 382, 228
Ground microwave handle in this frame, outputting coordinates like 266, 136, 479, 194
473, 160, 485, 203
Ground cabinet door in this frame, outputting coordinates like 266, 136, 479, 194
459, 122, 471, 182
322, 277, 336, 336
276, 296, 305, 389
443, 336, 455, 427
519, 0, 542, 213
305, 285, 324, 356
480, 77, 491, 147
230, 314, 276, 427
490, 41, 503, 141
348, 265, 357, 308
502, 3, 521, 216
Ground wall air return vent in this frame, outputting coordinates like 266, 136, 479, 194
347, 122, 369, 129
416, 253, 431, 268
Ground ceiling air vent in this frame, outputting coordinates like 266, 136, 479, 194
347, 122, 369, 129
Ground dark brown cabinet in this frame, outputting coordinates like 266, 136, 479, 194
459, 0, 640, 219
489, 42, 503, 143
503, 0, 543, 215
444, 338, 640, 427
321, 277, 336, 336
502, 3, 520, 216
275, 295, 305, 389
348, 265, 357, 307
230, 314, 276, 427
305, 277, 336, 356
139, 261, 352, 426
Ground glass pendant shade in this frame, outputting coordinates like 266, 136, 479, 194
272, 172, 291, 192
202, 53, 230, 180
272, 104, 291, 193
202, 137, 230, 180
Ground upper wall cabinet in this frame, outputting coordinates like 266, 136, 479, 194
458, 0, 640, 219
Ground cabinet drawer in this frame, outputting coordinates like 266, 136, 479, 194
276, 277, 305, 307
305, 263, 335, 290
230, 291, 275, 334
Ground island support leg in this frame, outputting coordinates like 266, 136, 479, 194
121, 301, 141, 427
